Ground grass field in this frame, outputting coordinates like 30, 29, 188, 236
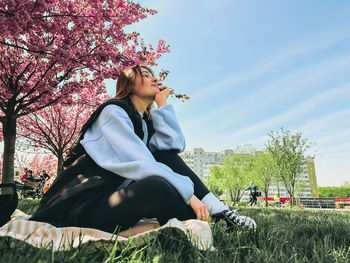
0, 199, 349, 263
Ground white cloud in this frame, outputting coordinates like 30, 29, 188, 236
189, 48, 305, 101
190, 32, 350, 102
216, 84, 350, 145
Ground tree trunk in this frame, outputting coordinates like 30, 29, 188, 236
289, 191, 294, 207
291, 182, 295, 207
229, 190, 234, 202
288, 182, 296, 207
57, 152, 64, 176
265, 187, 269, 207
1, 115, 17, 184
235, 189, 241, 202
239, 190, 245, 201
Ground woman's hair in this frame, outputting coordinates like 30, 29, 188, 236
114, 65, 155, 117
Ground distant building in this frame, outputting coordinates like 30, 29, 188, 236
306, 157, 319, 197
252, 157, 319, 200
180, 148, 319, 199
180, 148, 232, 179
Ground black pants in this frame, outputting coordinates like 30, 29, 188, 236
249, 193, 257, 206
79, 150, 210, 233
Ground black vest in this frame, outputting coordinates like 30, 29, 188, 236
30, 96, 155, 226
62, 96, 155, 171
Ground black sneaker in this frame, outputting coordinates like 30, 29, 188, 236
211, 208, 256, 230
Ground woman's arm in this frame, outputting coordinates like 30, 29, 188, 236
148, 104, 185, 153
80, 105, 194, 203
148, 86, 185, 153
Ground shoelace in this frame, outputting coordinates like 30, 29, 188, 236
225, 210, 239, 223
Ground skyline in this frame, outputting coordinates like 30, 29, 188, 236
105, 1, 350, 186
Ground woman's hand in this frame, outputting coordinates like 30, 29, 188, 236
154, 86, 174, 108
189, 195, 209, 221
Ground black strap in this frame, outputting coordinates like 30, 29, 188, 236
79, 96, 143, 140
143, 112, 156, 147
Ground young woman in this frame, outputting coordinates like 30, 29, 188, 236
30, 65, 256, 233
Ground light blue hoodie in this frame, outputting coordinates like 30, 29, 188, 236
80, 104, 194, 203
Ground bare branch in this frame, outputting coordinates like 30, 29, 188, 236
0, 41, 51, 55
0, 10, 14, 16
14, 62, 32, 90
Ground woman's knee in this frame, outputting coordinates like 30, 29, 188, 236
142, 176, 172, 189
152, 150, 178, 162
141, 176, 179, 198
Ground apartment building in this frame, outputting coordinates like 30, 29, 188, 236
180, 148, 231, 179
258, 157, 319, 199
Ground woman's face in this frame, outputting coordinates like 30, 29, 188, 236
133, 68, 159, 99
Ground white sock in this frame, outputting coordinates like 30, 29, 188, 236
201, 192, 229, 215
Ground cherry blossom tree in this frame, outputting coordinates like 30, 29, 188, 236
0, 0, 170, 183
17, 103, 94, 175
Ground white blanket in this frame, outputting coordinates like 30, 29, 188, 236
0, 210, 214, 251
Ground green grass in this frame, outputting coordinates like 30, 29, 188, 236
0, 199, 349, 262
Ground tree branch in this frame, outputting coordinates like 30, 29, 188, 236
14, 62, 32, 91
0, 41, 51, 55
19, 115, 59, 154
0, 58, 10, 79
17, 96, 60, 117
16, 60, 57, 106
0, 10, 14, 16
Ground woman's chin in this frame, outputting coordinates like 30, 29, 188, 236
139, 94, 156, 101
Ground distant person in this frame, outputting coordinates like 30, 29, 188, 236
40, 170, 50, 181
20, 168, 29, 182
41, 170, 52, 194
21, 169, 34, 182
25, 170, 35, 182
20, 170, 35, 191
245, 182, 258, 206
274, 193, 280, 207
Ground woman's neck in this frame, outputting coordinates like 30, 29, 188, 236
130, 94, 152, 114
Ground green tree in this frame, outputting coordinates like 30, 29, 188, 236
251, 151, 279, 207
342, 181, 350, 187
318, 186, 350, 198
205, 166, 223, 197
206, 151, 254, 202
266, 128, 311, 206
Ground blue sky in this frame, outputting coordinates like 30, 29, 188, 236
108, 0, 350, 186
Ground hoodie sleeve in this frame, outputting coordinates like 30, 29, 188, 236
148, 104, 186, 153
